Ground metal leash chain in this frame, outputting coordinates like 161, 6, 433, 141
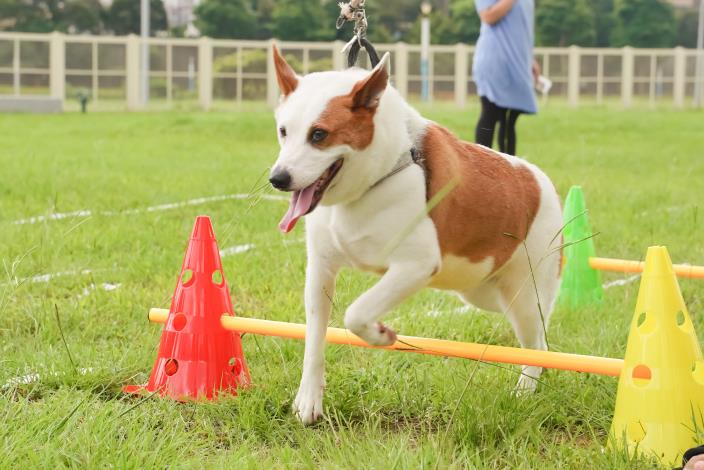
336, 0, 367, 40
336, 0, 380, 68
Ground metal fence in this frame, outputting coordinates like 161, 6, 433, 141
1, 31, 702, 111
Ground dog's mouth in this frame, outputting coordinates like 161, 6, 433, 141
278, 159, 344, 233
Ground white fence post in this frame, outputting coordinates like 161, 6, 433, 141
12, 38, 19, 95
394, 42, 408, 99
126, 34, 141, 110
454, 43, 468, 108
621, 46, 634, 108
92, 41, 99, 103
198, 37, 213, 111
49, 32, 65, 104
266, 39, 278, 108
673, 47, 686, 109
567, 45, 580, 107
332, 40, 345, 70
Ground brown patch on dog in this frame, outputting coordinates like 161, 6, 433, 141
309, 62, 389, 150
422, 124, 541, 272
272, 45, 298, 97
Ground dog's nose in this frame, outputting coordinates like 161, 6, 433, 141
269, 169, 292, 191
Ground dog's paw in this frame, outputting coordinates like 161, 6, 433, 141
293, 380, 325, 425
347, 321, 397, 346
373, 322, 398, 346
514, 367, 540, 395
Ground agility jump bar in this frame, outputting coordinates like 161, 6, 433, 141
590, 257, 704, 279
148, 308, 647, 379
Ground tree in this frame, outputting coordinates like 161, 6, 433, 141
105, 0, 167, 36
252, 0, 275, 39
271, 0, 329, 41
447, 0, 481, 44
0, 0, 54, 32
373, 0, 425, 41
62, 0, 104, 34
610, 0, 676, 48
0, 0, 104, 33
195, 0, 258, 39
406, 0, 480, 45
676, 10, 700, 48
535, 0, 596, 47
591, 0, 615, 47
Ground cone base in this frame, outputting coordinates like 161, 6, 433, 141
122, 383, 245, 401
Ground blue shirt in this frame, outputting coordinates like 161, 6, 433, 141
473, 0, 537, 114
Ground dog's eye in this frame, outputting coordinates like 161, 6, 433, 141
279, 127, 287, 138
310, 128, 328, 144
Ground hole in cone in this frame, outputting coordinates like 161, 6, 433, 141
172, 313, 187, 331
181, 269, 194, 287
212, 270, 224, 286
636, 312, 645, 327
676, 310, 686, 327
636, 312, 655, 335
692, 361, 704, 385
164, 358, 179, 376
632, 364, 652, 387
626, 421, 646, 443
228, 357, 242, 376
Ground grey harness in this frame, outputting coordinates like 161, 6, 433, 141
368, 147, 424, 192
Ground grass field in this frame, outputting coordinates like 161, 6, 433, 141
1, 103, 703, 468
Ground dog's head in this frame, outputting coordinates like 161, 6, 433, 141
269, 45, 391, 233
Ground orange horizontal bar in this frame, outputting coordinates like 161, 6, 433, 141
148, 308, 639, 379
589, 257, 704, 279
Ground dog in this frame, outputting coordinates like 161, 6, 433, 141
268, 46, 563, 425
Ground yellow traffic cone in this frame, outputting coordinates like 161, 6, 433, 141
610, 246, 704, 465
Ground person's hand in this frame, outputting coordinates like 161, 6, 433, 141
685, 454, 704, 470
479, 0, 515, 25
532, 60, 541, 84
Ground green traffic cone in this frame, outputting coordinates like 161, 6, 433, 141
558, 186, 603, 308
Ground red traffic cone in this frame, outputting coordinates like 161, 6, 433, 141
124, 215, 250, 400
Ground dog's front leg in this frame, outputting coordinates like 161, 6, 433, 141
293, 253, 339, 425
344, 261, 437, 346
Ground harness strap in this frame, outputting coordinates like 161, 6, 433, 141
367, 147, 423, 192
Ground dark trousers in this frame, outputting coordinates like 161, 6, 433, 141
475, 96, 523, 155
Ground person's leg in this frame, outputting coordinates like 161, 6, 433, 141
505, 109, 522, 155
475, 96, 504, 149
497, 108, 509, 153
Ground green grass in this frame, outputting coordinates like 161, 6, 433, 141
0, 103, 702, 468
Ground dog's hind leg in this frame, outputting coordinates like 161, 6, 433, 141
293, 253, 340, 426
499, 256, 560, 394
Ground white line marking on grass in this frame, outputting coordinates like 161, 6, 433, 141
220, 244, 255, 257
2, 367, 94, 389
12, 193, 287, 225
12, 210, 93, 225
79, 282, 121, 299
3, 373, 39, 387
3, 269, 96, 286
603, 274, 641, 290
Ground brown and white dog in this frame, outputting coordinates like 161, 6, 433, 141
269, 46, 563, 425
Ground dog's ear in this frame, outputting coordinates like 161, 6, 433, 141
273, 44, 298, 97
350, 52, 390, 110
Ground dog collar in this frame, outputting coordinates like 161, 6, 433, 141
368, 147, 422, 192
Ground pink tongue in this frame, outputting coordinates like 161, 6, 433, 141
278, 184, 317, 233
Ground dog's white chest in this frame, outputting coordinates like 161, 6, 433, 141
309, 166, 441, 274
